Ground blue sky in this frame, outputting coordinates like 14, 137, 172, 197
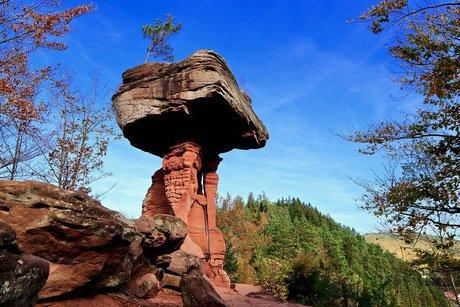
38, 1, 421, 233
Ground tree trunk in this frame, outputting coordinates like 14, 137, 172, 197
145, 43, 153, 63
10, 124, 24, 180
342, 282, 349, 307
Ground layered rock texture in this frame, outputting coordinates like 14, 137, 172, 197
0, 180, 139, 299
0, 180, 221, 306
112, 50, 268, 156
112, 50, 269, 288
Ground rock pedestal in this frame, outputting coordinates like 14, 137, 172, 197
112, 50, 269, 288
142, 142, 229, 287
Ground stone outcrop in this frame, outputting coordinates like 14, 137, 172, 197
0, 178, 286, 306
126, 273, 161, 299
0, 180, 140, 299
135, 214, 188, 254
166, 250, 200, 276
0, 180, 193, 305
0, 180, 234, 306
0, 220, 49, 306
140, 142, 229, 286
112, 50, 269, 289
112, 50, 268, 157
180, 270, 228, 307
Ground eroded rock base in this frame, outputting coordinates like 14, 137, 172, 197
142, 142, 230, 287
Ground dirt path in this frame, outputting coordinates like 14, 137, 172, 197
148, 284, 307, 307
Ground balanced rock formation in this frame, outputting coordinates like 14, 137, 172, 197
112, 50, 268, 156
112, 50, 269, 288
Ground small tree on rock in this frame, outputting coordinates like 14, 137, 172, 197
142, 14, 182, 63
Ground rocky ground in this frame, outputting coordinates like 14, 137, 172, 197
0, 180, 305, 306
151, 284, 307, 307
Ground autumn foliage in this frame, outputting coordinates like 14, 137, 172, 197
0, 1, 109, 193
0, 0, 92, 96
348, 1, 460, 251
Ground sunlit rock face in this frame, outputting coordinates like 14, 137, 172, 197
0, 180, 192, 304
0, 180, 140, 299
112, 50, 268, 157
113, 50, 268, 288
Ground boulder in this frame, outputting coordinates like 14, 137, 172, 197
0, 180, 140, 299
180, 270, 228, 307
126, 272, 161, 299
0, 220, 49, 306
135, 214, 187, 254
113, 50, 269, 289
112, 50, 269, 157
166, 250, 200, 275
162, 273, 182, 289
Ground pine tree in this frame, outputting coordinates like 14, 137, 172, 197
223, 241, 239, 283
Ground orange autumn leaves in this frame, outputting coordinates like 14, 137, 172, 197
0, 1, 92, 180
0, 0, 93, 117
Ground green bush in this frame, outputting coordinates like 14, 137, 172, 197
223, 241, 240, 283
255, 258, 290, 302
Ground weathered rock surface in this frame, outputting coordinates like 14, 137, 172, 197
126, 272, 161, 299
36, 293, 141, 307
0, 180, 140, 299
136, 214, 188, 254
166, 250, 200, 275
112, 50, 268, 294
162, 273, 182, 289
141, 142, 231, 287
148, 288, 184, 307
180, 270, 228, 307
0, 220, 49, 307
0, 179, 288, 307
112, 50, 268, 156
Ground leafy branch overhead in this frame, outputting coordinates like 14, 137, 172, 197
142, 14, 182, 63
0, 1, 114, 196
348, 1, 460, 251
0, 0, 93, 181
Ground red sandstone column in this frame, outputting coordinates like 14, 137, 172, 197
203, 156, 221, 229
142, 169, 170, 217
140, 142, 230, 287
201, 155, 230, 288
162, 143, 202, 224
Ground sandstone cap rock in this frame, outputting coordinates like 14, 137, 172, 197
112, 50, 268, 157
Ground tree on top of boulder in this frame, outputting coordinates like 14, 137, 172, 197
142, 14, 182, 63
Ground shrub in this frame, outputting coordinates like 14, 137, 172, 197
255, 258, 290, 302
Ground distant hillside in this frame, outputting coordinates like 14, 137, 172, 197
364, 233, 460, 261
217, 195, 449, 306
